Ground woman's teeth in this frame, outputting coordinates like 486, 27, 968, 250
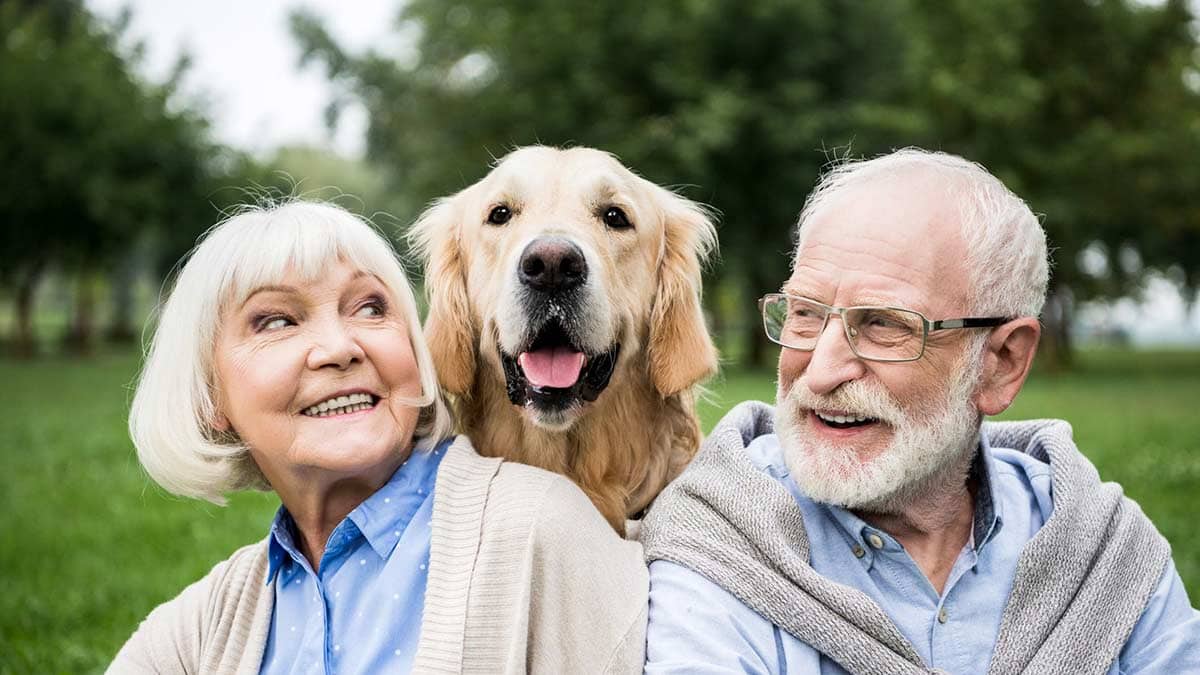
303, 392, 377, 417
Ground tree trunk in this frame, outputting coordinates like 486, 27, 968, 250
744, 264, 774, 368
12, 264, 44, 358
105, 262, 137, 343
1038, 283, 1075, 371
63, 270, 97, 355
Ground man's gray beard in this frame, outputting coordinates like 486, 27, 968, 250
776, 348, 984, 514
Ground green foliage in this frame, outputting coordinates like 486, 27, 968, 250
903, 0, 1200, 300
0, 1, 214, 278
291, 0, 921, 364
0, 1, 251, 356
292, 0, 1200, 366
0, 348, 1196, 671
267, 145, 409, 243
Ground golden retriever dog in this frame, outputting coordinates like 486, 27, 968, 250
409, 146, 717, 533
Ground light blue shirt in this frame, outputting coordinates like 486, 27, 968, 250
646, 432, 1200, 674
259, 438, 450, 674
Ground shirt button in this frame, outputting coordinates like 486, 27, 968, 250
852, 545, 866, 558
866, 533, 885, 549
938, 608, 949, 624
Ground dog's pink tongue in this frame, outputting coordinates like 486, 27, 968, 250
518, 348, 585, 388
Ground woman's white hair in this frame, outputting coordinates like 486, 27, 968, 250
795, 148, 1050, 319
129, 200, 454, 504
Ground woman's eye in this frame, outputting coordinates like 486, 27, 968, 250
355, 297, 388, 318
256, 315, 293, 332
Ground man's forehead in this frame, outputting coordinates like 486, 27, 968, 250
810, 170, 959, 235
789, 174, 972, 310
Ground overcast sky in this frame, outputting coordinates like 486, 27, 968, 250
87, 0, 395, 158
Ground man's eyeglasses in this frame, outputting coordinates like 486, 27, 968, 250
758, 293, 1011, 363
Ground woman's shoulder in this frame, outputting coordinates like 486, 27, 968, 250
146, 538, 271, 621
108, 539, 272, 672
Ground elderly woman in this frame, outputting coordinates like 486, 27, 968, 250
111, 201, 647, 673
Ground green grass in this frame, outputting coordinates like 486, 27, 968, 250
1, 348, 1197, 672
0, 353, 278, 674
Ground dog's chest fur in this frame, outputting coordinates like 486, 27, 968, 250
456, 356, 700, 534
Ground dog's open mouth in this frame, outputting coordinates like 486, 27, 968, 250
500, 319, 620, 412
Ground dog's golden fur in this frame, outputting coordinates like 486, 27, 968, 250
409, 146, 718, 532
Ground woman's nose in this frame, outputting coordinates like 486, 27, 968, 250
306, 319, 365, 370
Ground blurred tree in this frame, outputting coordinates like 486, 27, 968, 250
903, 0, 1200, 367
292, 0, 919, 366
293, 0, 1200, 367
269, 145, 405, 235
0, 0, 217, 355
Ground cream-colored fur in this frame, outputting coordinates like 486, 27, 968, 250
409, 146, 718, 532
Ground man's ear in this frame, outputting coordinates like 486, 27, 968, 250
974, 317, 1041, 416
647, 187, 719, 397
408, 197, 477, 396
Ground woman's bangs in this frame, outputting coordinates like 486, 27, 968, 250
219, 209, 403, 311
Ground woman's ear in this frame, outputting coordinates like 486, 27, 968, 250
408, 198, 477, 396
647, 188, 719, 397
974, 317, 1041, 416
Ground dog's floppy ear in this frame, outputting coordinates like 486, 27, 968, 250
648, 188, 719, 397
408, 197, 476, 396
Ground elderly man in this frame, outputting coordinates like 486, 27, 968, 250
641, 149, 1199, 674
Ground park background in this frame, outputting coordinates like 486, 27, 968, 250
2, 0, 1199, 671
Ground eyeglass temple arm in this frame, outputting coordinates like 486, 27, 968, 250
929, 317, 1011, 331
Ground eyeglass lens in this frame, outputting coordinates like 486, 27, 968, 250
762, 295, 925, 361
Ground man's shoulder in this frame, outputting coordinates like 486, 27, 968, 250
982, 417, 1069, 510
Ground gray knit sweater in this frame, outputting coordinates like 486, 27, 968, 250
641, 402, 1171, 675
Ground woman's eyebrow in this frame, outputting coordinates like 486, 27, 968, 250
240, 285, 297, 308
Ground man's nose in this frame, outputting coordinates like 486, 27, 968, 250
306, 319, 365, 370
801, 316, 866, 396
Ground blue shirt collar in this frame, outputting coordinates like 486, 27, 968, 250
972, 431, 1004, 550
265, 437, 451, 584
266, 510, 300, 584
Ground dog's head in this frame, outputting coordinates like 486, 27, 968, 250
410, 146, 717, 430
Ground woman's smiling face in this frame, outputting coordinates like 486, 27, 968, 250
213, 260, 423, 486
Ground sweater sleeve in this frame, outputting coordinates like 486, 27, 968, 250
527, 475, 650, 675
106, 541, 270, 675
107, 560, 220, 674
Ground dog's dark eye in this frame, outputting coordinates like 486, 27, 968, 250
487, 205, 513, 226
602, 206, 633, 230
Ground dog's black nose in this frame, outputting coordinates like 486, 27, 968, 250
519, 237, 587, 292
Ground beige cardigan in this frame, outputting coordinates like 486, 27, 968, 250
109, 436, 648, 674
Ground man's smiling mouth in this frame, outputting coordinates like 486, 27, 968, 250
301, 392, 379, 417
812, 409, 879, 430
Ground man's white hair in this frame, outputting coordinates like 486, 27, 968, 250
796, 148, 1050, 318
129, 200, 454, 504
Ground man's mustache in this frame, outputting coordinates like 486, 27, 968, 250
778, 377, 905, 428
